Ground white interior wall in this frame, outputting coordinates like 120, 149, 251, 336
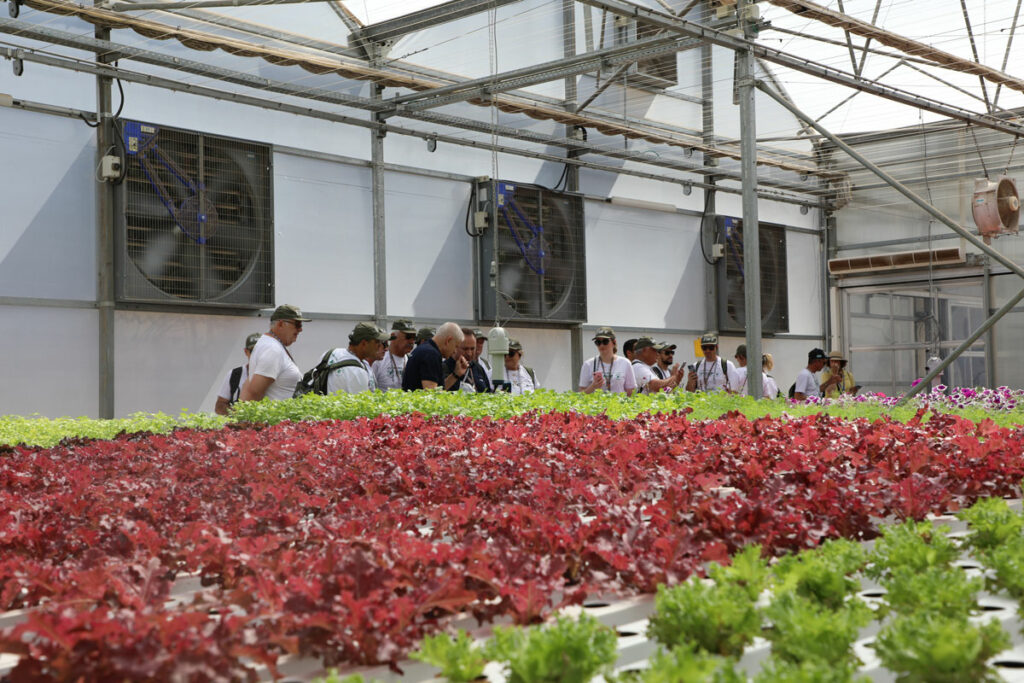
0, 108, 96, 301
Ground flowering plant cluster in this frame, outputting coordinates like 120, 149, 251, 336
802, 384, 1024, 414
1, 410, 1023, 679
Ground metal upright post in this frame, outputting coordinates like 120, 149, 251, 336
700, 10, 718, 336
95, 16, 116, 418
564, 0, 583, 383
737, 0, 761, 399
371, 81, 388, 329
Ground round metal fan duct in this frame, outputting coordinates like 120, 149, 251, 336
972, 176, 1020, 239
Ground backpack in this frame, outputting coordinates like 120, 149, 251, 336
293, 349, 366, 398
788, 382, 796, 399
228, 366, 243, 405
525, 366, 537, 386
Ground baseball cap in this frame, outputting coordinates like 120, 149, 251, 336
700, 332, 718, 346
350, 322, 390, 344
592, 326, 616, 340
391, 319, 417, 334
507, 338, 523, 352
659, 342, 677, 352
808, 348, 828, 361
416, 326, 436, 343
633, 336, 657, 351
473, 328, 487, 340
270, 304, 311, 322
735, 344, 747, 358
244, 332, 262, 351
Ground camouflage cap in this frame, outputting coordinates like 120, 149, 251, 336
507, 338, 523, 352
473, 328, 487, 340
633, 336, 657, 351
391, 319, 417, 334
592, 326, 616, 340
416, 326, 436, 343
244, 332, 262, 351
270, 304, 311, 322
349, 322, 390, 344
700, 332, 719, 346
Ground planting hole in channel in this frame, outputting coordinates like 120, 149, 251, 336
994, 661, 1024, 669
583, 601, 610, 609
617, 630, 640, 638
859, 590, 886, 598
981, 604, 1006, 612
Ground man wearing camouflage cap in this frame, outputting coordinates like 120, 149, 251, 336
215, 332, 262, 415
326, 322, 390, 394
373, 319, 418, 391
241, 304, 310, 402
631, 337, 685, 394
473, 329, 493, 387
415, 327, 435, 347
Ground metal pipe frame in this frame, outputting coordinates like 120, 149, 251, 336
109, 0, 332, 11
753, 79, 1024, 404
353, 0, 524, 45
898, 283, 1024, 404
0, 19, 826, 194
737, 0, 762, 399
94, 7, 116, 418
576, 0, 1024, 139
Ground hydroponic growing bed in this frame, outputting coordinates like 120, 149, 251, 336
2, 403, 1024, 680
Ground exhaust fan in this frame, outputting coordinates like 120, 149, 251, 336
972, 176, 1020, 244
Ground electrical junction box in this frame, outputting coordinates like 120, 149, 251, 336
100, 155, 122, 181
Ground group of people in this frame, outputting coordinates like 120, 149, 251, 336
215, 306, 540, 414
215, 305, 857, 414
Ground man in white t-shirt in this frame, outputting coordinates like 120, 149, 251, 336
473, 329, 494, 387
240, 304, 310, 402
372, 319, 417, 391
579, 326, 636, 395
632, 337, 685, 393
503, 339, 539, 395
685, 332, 741, 393
326, 322, 390, 394
654, 342, 677, 380
794, 348, 828, 400
215, 332, 261, 415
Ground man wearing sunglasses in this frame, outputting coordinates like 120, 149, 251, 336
654, 342, 677, 381
372, 319, 417, 391
240, 304, 310, 402
578, 327, 636, 395
503, 339, 539, 394
685, 332, 740, 393
632, 337, 685, 393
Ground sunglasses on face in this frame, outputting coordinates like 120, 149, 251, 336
594, 338, 612, 346
285, 320, 303, 330
662, 351, 675, 356
506, 351, 520, 357
701, 345, 715, 350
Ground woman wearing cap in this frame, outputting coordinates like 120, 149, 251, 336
239, 304, 309, 402
731, 344, 775, 398
504, 339, 539, 395
579, 327, 636, 395
820, 350, 857, 398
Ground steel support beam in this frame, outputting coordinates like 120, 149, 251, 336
994, 0, 1024, 110
756, 81, 1024, 280
354, 0, 523, 45
737, 0, 761, 399
0, 19, 827, 191
371, 84, 387, 330
575, 0, 1024, 139
898, 284, 1024, 405
110, 0, 334, 11
563, 0, 583, 388
701, 16, 718, 335
95, 10, 115, 419
389, 32, 700, 110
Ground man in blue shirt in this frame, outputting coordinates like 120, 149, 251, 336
402, 322, 465, 390
444, 327, 494, 393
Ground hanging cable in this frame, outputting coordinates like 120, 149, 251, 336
969, 125, 990, 179
696, 185, 716, 266
1004, 135, 1020, 176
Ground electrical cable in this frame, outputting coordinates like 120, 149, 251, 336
692, 184, 716, 266
464, 183, 484, 238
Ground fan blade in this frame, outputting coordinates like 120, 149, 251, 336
128, 193, 179, 221
137, 228, 182, 280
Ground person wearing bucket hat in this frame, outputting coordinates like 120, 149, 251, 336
578, 327, 636, 395
240, 304, 311, 402
685, 332, 741, 393
324, 322, 391, 394
215, 332, 263, 415
372, 319, 418, 391
631, 337, 685, 394
792, 347, 829, 400
820, 350, 858, 398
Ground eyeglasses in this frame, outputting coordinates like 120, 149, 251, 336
594, 338, 611, 346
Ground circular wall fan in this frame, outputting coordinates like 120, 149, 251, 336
972, 176, 1020, 244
